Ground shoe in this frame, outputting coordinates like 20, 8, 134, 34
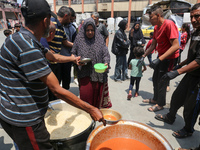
127, 94, 132, 100
155, 114, 174, 125
125, 76, 130, 80
172, 128, 193, 138
134, 92, 139, 97
114, 79, 122, 83
142, 99, 157, 104
74, 78, 79, 85
148, 105, 164, 112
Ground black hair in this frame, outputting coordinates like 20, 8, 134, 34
148, 5, 163, 17
191, 3, 200, 11
150, 32, 154, 36
4, 29, 11, 36
182, 23, 190, 43
57, 6, 71, 18
133, 47, 144, 58
69, 7, 76, 17
14, 23, 21, 27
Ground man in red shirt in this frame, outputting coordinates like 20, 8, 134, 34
142, 5, 180, 111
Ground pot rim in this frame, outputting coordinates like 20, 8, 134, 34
86, 120, 173, 150
47, 100, 95, 141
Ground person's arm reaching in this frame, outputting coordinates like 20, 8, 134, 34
149, 38, 179, 69
159, 38, 179, 61
40, 72, 106, 125
45, 50, 80, 64
143, 39, 157, 57
106, 36, 109, 47
178, 60, 200, 75
161, 60, 200, 80
63, 39, 73, 48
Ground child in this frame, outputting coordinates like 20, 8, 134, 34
127, 47, 146, 100
145, 32, 155, 65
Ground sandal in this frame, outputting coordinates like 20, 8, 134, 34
142, 99, 157, 104
127, 94, 132, 100
155, 114, 174, 124
134, 92, 139, 97
172, 128, 193, 138
148, 105, 164, 112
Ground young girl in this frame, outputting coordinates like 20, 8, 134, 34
178, 23, 190, 63
127, 47, 147, 100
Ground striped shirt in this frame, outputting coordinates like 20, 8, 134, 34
0, 27, 51, 127
48, 17, 67, 54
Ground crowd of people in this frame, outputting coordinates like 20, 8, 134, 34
0, 0, 200, 149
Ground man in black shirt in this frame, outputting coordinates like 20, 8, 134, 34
91, 12, 109, 47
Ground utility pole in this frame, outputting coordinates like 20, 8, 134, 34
127, 0, 132, 31
111, 0, 114, 18
82, 0, 84, 13
53, 0, 56, 13
96, 0, 98, 12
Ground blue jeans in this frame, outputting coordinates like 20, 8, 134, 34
147, 53, 152, 64
114, 55, 128, 81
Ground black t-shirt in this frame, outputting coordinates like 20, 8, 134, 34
187, 29, 200, 76
97, 23, 109, 42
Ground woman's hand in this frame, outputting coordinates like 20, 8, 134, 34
104, 63, 109, 71
130, 29, 134, 37
74, 55, 81, 64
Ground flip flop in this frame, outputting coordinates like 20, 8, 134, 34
142, 98, 157, 104
148, 105, 164, 112
155, 114, 174, 124
172, 128, 193, 138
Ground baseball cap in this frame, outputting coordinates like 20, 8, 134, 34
21, 0, 57, 19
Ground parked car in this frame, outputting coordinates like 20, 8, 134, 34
142, 25, 154, 38
142, 25, 181, 38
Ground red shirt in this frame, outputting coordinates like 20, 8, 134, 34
180, 31, 188, 50
153, 19, 179, 59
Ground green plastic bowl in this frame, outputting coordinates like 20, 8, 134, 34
94, 63, 107, 73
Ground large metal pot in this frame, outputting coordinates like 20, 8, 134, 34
86, 120, 173, 150
45, 100, 95, 150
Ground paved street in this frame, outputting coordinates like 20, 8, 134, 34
0, 31, 200, 150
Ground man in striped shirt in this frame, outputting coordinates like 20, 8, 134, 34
48, 6, 74, 101
0, 0, 105, 149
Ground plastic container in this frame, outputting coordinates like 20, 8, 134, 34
94, 63, 107, 73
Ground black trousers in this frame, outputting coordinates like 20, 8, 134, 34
167, 74, 200, 133
152, 59, 171, 106
48, 63, 61, 101
60, 62, 72, 90
0, 119, 53, 150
